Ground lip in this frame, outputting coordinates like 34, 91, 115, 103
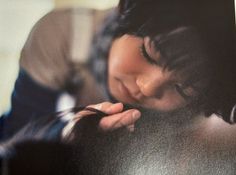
118, 81, 139, 103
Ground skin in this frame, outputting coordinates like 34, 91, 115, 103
108, 34, 191, 111
86, 34, 197, 131
90, 34, 236, 154
90, 102, 140, 132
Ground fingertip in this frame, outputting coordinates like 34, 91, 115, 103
132, 110, 141, 120
116, 102, 124, 109
106, 102, 123, 113
89, 103, 102, 110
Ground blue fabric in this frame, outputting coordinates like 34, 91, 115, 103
1, 69, 61, 139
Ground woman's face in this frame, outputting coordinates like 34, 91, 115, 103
108, 34, 195, 112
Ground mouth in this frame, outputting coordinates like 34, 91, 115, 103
118, 80, 139, 103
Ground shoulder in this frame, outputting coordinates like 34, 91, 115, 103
19, 9, 74, 90
27, 9, 72, 47
34, 8, 72, 31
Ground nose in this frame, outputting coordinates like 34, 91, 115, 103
136, 73, 167, 99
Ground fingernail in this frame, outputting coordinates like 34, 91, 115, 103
132, 110, 141, 120
94, 104, 102, 110
106, 103, 123, 113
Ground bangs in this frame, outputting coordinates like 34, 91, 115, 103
151, 27, 211, 91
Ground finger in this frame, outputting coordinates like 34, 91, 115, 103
88, 102, 123, 114
99, 109, 141, 131
74, 102, 123, 121
104, 102, 123, 114
74, 110, 93, 119
113, 110, 141, 130
88, 101, 112, 111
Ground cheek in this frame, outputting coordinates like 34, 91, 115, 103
109, 50, 142, 75
151, 90, 187, 111
162, 92, 186, 110
109, 56, 131, 74
108, 36, 145, 76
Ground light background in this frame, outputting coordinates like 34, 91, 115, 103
0, 0, 118, 115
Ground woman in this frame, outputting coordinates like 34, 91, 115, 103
1, 0, 236, 139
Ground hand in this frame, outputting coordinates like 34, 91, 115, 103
88, 102, 141, 132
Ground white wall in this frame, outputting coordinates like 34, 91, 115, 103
55, 0, 119, 9
0, 0, 54, 114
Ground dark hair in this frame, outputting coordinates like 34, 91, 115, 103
107, 0, 236, 122
0, 106, 108, 175
1, 105, 236, 175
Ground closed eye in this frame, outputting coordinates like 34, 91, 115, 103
140, 43, 159, 65
174, 83, 193, 100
